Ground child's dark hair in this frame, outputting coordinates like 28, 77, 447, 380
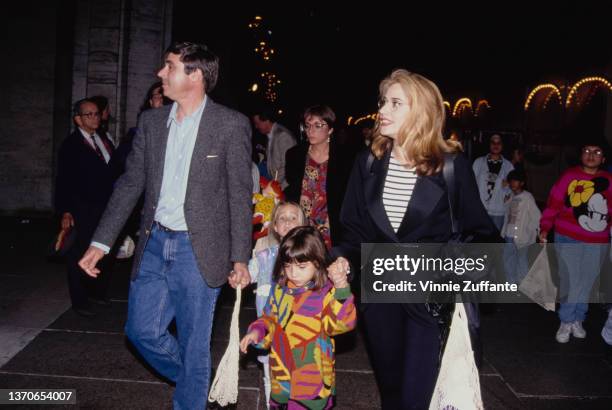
273, 226, 330, 290
507, 169, 526, 183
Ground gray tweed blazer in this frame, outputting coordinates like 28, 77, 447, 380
92, 98, 253, 287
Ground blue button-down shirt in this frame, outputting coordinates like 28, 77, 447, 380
154, 97, 207, 230
92, 98, 207, 254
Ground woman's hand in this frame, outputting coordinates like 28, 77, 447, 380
538, 230, 548, 244
240, 331, 259, 353
328, 257, 350, 289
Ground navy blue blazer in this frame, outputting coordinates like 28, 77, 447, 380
55, 130, 116, 251
336, 149, 499, 267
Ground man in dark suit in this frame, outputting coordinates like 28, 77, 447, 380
55, 98, 115, 317
78, 42, 252, 409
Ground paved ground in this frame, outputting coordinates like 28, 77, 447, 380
1, 217, 611, 409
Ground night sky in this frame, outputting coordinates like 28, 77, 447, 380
172, 1, 611, 126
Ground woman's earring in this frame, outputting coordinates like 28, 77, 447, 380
327, 136, 331, 143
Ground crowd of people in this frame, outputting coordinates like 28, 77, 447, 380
53, 41, 612, 409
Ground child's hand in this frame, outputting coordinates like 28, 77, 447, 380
328, 257, 350, 289
240, 331, 259, 353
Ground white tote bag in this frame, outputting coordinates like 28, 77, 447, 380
518, 247, 557, 312
429, 303, 484, 410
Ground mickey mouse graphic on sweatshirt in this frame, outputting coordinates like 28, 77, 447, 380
541, 166, 612, 243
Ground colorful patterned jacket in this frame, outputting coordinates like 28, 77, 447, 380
248, 281, 356, 409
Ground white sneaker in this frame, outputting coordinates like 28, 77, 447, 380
556, 322, 572, 343
571, 321, 586, 339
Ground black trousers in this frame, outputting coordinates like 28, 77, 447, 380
65, 209, 115, 309
362, 303, 441, 410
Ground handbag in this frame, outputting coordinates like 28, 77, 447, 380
426, 153, 488, 368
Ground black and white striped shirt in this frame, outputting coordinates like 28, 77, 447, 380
383, 155, 417, 232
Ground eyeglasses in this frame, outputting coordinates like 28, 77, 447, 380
302, 122, 328, 131
582, 148, 604, 157
377, 98, 406, 112
79, 112, 101, 119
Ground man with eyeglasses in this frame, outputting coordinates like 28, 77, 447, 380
252, 108, 296, 189
55, 98, 116, 317
540, 138, 612, 344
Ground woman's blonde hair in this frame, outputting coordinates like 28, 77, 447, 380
371, 69, 461, 175
268, 201, 306, 243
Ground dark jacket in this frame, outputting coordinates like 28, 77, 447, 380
55, 130, 116, 253
337, 148, 499, 274
284, 139, 357, 246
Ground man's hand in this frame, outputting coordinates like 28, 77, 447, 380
228, 262, 250, 289
79, 246, 105, 278
328, 257, 350, 289
538, 230, 548, 244
61, 212, 74, 230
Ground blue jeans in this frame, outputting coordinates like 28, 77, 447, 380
503, 237, 530, 284
489, 214, 505, 231
125, 225, 221, 410
554, 233, 605, 323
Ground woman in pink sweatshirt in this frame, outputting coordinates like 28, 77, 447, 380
540, 139, 612, 343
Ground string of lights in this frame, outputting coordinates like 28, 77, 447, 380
247, 15, 282, 108
524, 76, 612, 111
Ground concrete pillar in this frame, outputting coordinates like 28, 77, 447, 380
123, 0, 173, 137
0, 2, 61, 213
0, 0, 172, 213
72, 0, 172, 143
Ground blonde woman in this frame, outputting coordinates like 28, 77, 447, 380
336, 69, 498, 409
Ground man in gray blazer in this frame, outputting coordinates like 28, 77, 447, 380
79, 42, 252, 409
252, 109, 296, 189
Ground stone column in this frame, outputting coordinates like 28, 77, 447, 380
0, 1, 61, 213
72, 0, 172, 142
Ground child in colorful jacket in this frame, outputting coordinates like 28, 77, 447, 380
248, 201, 305, 407
241, 226, 356, 409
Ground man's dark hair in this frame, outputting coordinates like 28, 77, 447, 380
507, 169, 526, 183
72, 98, 93, 117
252, 106, 277, 123
165, 41, 219, 93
